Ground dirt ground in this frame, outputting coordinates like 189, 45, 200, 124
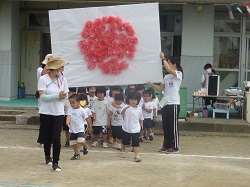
0, 127, 250, 187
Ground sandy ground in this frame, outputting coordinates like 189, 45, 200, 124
0, 128, 250, 187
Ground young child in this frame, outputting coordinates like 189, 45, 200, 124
136, 84, 145, 142
147, 88, 158, 135
106, 85, 123, 144
121, 91, 143, 162
78, 94, 92, 151
66, 94, 89, 160
141, 89, 154, 141
108, 93, 125, 150
91, 86, 110, 148
63, 87, 77, 147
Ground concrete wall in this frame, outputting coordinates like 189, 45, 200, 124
181, 4, 214, 109
0, 0, 19, 100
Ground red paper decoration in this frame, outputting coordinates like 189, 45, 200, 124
78, 16, 138, 74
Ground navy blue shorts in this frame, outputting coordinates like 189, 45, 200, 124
122, 130, 140, 147
92, 126, 108, 134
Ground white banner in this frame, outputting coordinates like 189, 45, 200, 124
49, 3, 162, 87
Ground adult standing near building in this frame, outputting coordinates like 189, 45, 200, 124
36, 54, 53, 146
147, 53, 183, 154
38, 56, 69, 172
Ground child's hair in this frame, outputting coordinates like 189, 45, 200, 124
69, 94, 80, 102
125, 88, 134, 97
114, 93, 124, 101
143, 89, 152, 97
78, 87, 86, 94
146, 88, 156, 99
127, 84, 137, 90
168, 56, 184, 79
95, 86, 106, 95
125, 91, 141, 105
109, 85, 123, 97
69, 87, 77, 92
41, 64, 46, 69
87, 86, 96, 92
78, 93, 89, 105
136, 84, 145, 91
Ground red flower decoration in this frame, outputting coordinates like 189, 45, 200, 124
78, 16, 138, 74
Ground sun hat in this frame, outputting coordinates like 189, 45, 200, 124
47, 57, 69, 70
42, 54, 53, 65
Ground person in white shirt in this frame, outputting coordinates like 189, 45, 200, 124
91, 86, 110, 148
38, 56, 69, 172
108, 93, 125, 150
147, 54, 183, 154
141, 89, 154, 141
121, 91, 143, 162
147, 88, 159, 135
66, 94, 90, 160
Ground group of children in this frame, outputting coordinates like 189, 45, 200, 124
64, 84, 159, 162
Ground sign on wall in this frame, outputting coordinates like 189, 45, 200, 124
49, 3, 162, 87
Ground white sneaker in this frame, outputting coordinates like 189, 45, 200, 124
92, 141, 98, 147
103, 142, 108, 148
134, 155, 142, 162
120, 151, 126, 158
116, 143, 121, 150
112, 142, 118, 149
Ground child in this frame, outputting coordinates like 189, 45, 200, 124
106, 85, 123, 144
78, 94, 93, 146
66, 94, 89, 160
108, 93, 125, 150
86, 86, 97, 140
141, 89, 154, 141
121, 91, 143, 162
78, 87, 86, 95
136, 84, 145, 142
147, 88, 159, 135
63, 87, 77, 147
91, 86, 110, 148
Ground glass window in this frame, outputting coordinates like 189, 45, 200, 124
29, 14, 49, 27
214, 20, 241, 33
161, 35, 181, 58
216, 71, 239, 90
213, 37, 240, 69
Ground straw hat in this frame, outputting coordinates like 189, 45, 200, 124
42, 54, 53, 65
47, 57, 69, 70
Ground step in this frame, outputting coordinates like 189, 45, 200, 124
0, 121, 16, 125
0, 114, 16, 121
0, 110, 27, 115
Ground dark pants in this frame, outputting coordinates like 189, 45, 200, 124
40, 114, 64, 164
161, 105, 180, 150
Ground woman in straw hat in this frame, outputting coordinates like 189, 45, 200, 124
38, 56, 69, 172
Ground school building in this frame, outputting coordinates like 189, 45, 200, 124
0, 0, 248, 108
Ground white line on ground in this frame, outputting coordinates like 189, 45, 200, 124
1, 145, 250, 161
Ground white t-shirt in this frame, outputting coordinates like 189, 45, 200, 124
163, 71, 182, 105
82, 107, 92, 125
37, 66, 43, 80
150, 101, 158, 119
91, 99, 110, 126
68, 107, 86, 133
142, 101, 153, 119
38, 74, 69, 115
87, 95, 97, 110
122, 105, 143, 133
109, 103, 125, 126
105, 96, 114, 105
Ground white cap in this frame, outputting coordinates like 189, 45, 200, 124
42, 54, 53, 65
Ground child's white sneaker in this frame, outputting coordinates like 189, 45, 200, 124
120, 150, 126, 158
116, 143, 122, 150
134, 155, 142, 162
112, 142, 118, 149
92, 141, 98, 147
103, 142, 108, 148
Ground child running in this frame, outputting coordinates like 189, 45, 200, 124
108, 93, 125, 150
121, 91, 143, 162
66, 94, 89, 160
